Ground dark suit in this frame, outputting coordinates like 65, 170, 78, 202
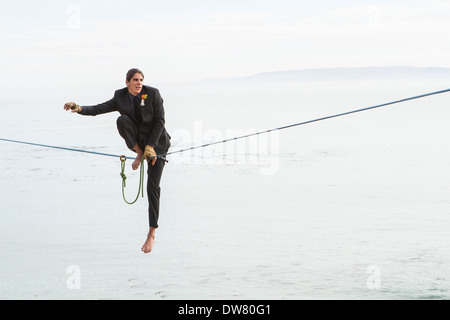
80, 85, 171, 155
80, 85, 170, 228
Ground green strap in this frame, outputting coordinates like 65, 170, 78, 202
120, 155, 145, 205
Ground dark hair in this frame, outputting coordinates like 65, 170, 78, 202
126, 68, 144, 82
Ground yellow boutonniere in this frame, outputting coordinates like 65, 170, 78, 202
140, 94, 148, 106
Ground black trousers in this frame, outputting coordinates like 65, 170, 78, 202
117, 115, 166, 228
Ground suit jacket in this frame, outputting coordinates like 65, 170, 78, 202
80, 85, 171, 154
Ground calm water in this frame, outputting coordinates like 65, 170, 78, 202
1, 80, 449, 299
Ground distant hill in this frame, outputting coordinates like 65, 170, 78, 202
203, 66, 450, 84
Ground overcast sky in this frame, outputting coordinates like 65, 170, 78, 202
1, 0, 449, 91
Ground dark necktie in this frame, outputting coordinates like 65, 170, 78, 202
133, 95, 143, 123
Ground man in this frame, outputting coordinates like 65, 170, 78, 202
64, 68, 171, 253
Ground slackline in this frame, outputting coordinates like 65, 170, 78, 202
1, 87, 449, 204
1, 88, 449, 160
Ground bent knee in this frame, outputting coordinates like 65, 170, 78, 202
116, 115, 133, 128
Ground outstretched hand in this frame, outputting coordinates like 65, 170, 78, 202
64, 102, 82, 113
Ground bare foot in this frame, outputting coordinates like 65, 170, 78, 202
131, 143, 144, 171
132, 152, 143, 170
141, 227, 156, 253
